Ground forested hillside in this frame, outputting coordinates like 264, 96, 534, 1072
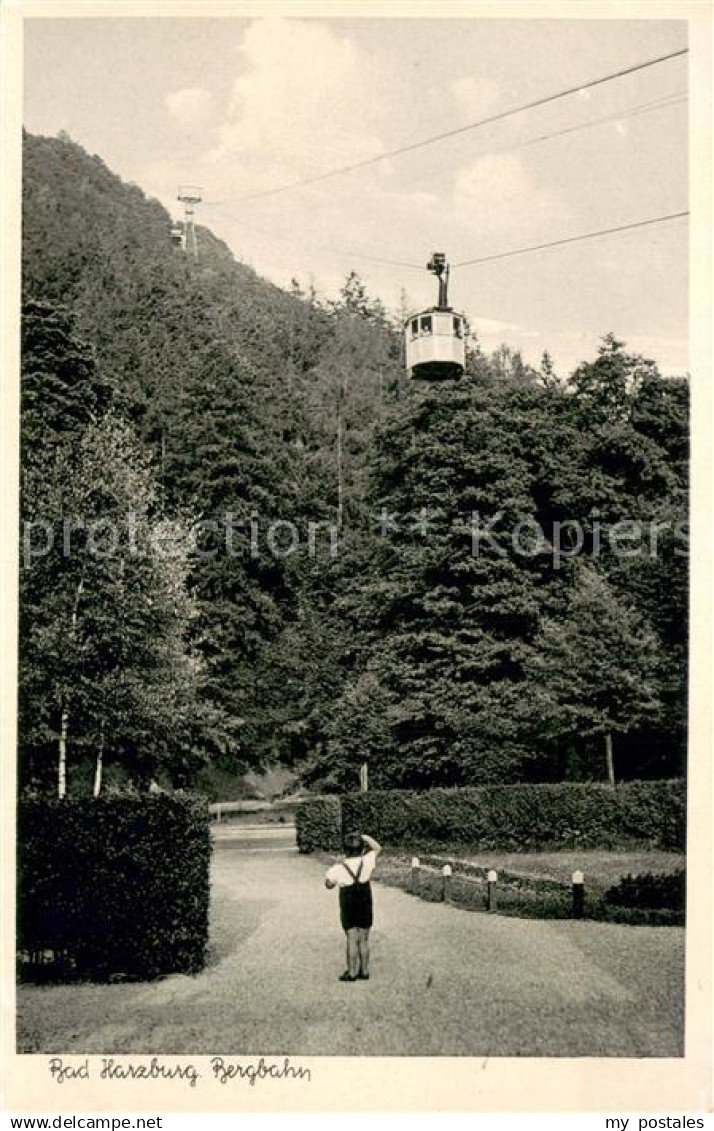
19, 131, 688, 796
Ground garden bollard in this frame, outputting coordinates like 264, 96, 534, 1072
572, 870, 585, 918
487, 869, 498, 912
442, 863, 452, 902
410, 857, 420, 893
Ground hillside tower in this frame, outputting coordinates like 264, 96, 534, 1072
177, 185, 203, 261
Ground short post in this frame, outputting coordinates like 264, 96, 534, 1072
442, 863, 452, 903
487, 869, 498, 912
572, 870, 585, 919
410, 856, 420, 893
216, 804, 222, 824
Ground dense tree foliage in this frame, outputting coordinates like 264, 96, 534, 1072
526, 567, 665, 785
302, 359, 688, 789
20, 131, 688, 794
20, 304, 211, 793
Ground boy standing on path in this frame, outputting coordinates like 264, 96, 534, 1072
325, 832, 382, 982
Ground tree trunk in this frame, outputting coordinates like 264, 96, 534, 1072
57, 572, 85, 798
564, 736, 580, 781
605, 731, 615, 786
58, 703, 69, 799
93, 721, 105, 798
336, 375, 347, 528
336, 410, 343, 529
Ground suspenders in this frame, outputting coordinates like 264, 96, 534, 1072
342, 859, 364, 885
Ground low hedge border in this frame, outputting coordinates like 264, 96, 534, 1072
373, 856, 684, 925
17, 793, 211, 981
419, 854, 566, 894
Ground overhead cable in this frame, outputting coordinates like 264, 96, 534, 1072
204, 205, 424, 269
514, 91, 686, 153
228, 46, 687, 203
202, 90, 687, 210
455, 211, 689, 269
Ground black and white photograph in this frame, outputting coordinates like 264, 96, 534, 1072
2, 1, 711, 1115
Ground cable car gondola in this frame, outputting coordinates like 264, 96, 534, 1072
405, 252, 465, 380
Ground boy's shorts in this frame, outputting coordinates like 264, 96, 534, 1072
339, 881, 373, 931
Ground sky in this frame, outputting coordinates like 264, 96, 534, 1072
23, 16, 689, 376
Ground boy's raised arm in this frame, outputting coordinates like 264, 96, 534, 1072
361, 833, 382, 856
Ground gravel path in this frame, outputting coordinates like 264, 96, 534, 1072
17, 845, 684, 1056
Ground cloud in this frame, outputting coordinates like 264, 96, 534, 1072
185, 18, 533, 283
165, 87, 214, 127
211, 19, 390, 187
453, 152, 566, 241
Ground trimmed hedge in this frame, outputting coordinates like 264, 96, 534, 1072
605, 869, 686, 912
340, 779, 685, 852
17, 793, 211, 979
295, 796, 342, 853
